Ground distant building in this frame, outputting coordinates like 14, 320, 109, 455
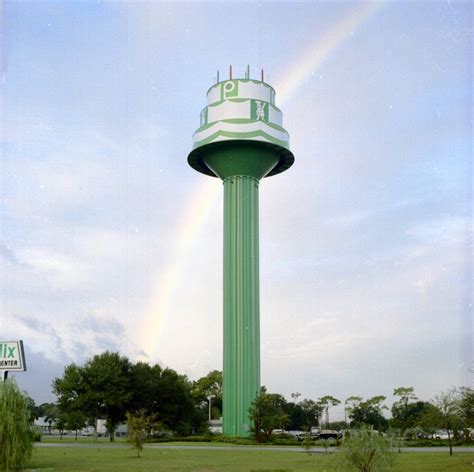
208, 419, 223, 434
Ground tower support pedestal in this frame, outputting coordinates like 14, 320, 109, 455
223, 175, 260, 437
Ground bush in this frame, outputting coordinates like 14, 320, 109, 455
0, 379, 34, 471
147, 434, 256, 445
405, 438, 469, 447
269, 435, 299, 446
31, 425, 43, 442
337, 427, 396, 472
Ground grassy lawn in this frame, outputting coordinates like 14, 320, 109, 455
29, 445, 474, 471
41, 436, 129, 444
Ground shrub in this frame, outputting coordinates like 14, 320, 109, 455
0, 379, 34, 471
337, 427, 396, 472
31, 425, 43, 442
126, 410, 158, 458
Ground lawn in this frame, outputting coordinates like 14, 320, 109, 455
29, 445, 474, 471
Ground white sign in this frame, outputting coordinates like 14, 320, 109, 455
0, 340, 26, 371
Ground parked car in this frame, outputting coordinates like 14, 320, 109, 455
318, 429, 342, 440
287, 430, 306, 441
434, 430, 451, 440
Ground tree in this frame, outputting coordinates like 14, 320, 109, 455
130, 362, 198, 435
433, 388, 461, 455
291, 392, 301, 403
191, 370, 223, 417
392, 400, 437, 433
43, 403, 60, 435
249, 391, 287, 442
65, 410, 87, 440
84, 351, 132, 441
458, 386, 474, 429
391, 387, 417, 430
299, 399, 323, 428
318, 395, 341, 428
24, 394, 40, 424
345, 396, 363, 424
283, 401, 304, 430
418, 402, 442, 437
349, 396, 388, 431
126, 409, 158, 458
55, 413, 67, 439
337, 427, 396, 472
53, 352, 133, 441
0, 379, 34, 471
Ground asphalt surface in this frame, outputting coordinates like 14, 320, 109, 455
35, 443, 474, 453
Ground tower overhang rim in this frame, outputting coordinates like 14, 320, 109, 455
187, 140, 294, 179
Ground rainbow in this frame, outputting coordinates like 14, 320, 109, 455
136, 178, 220, 359
137, 1, 386, 361
275, 2, 382, 108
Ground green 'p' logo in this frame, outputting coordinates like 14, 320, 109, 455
222, 80, 239, 100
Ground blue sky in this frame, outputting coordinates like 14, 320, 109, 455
1, 0, 471, 418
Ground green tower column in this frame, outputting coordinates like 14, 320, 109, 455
223, 175, 260, 436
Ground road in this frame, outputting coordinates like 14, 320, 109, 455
36, 443, 474, 453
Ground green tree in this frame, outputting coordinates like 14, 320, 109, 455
126, 409, 158, 458
337, 427, 396, 472
433, 388, 461, 455
458, 386, 474, 429
55, 413, 67, 439
0, 379, 34, 471
391, 387, 417, 430
191, 370, 223, 416
418, 402, 442, 437
65, 410, 87, 440
345, 396, 363, 424
43, 402, 60, 435
249, 391, 287, 442
318, 395, 341, 428
283, 401, 304, 430
53, 351, 132, 441
299, 399, 323, 428
130, 362, 198, 435
349, 396, 388, 431
24, 394, 40, 424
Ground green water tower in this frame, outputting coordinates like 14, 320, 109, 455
188, 67, 294, 437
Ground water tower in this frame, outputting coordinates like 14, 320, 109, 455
188, 67, 294, 437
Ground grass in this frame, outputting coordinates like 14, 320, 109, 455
28, 444, 474, 471
41, 436, 128, 444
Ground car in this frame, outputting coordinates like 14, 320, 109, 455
434, 430, 451, 440
287, 430, 306, 440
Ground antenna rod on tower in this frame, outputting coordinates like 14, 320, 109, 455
217, 70, 220, 83
261, 69, 264, 82
230, 65, 232, 80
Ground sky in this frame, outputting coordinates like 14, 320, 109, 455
1, 0, 472, 420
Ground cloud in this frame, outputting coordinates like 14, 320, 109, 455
11, 347, 64, 404
17, 315, 64, 352
0, 243, 19, 264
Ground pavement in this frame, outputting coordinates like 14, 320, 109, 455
35, 443, 474, 453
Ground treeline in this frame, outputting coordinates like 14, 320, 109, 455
26, 351, 473, 443
46, 352, 221, 440
249, 386, 473, 448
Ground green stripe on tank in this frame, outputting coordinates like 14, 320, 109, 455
194, 119, 287, 134
193, 129, 289, 149
221, 119, 286, 132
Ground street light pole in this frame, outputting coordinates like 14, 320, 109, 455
207, 395, 215, 423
